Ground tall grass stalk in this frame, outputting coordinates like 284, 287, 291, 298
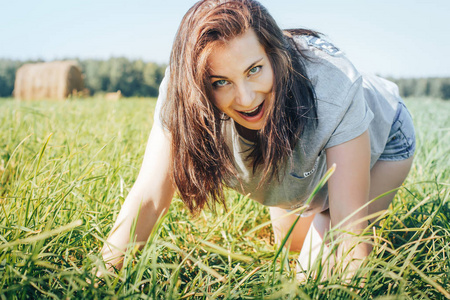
0, 97, 448, 299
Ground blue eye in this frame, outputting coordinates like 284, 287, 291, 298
249, 66, 261, 75
212, 80, 228, 87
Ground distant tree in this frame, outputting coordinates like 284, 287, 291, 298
397, 78, 416, 98
413, 78, 431, 97
0, 59, 21, 97
77, 58, 165, 97
143, 62, 166, 96
429, 78, 444, 99
440, 78, 450, 100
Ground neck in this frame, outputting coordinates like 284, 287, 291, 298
235, 123, 258, 143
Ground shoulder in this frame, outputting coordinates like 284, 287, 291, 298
297, 35, 343, 57
292, 35, 362, 109
153, 67, 171, 129
292, 36, 375, 150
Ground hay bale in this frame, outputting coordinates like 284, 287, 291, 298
104, 90, 122, 101
14, 61, 84, 100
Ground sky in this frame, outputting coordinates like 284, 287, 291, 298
1, 0, 449, 78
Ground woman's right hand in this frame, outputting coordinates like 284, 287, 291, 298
100, 122, 175, 272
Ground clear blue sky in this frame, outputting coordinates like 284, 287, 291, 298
1, 0, 448, 78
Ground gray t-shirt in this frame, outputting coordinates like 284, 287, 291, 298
154, 35, 402, 216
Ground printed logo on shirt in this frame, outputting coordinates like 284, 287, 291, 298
289, 153, 321, 179
304, 36, 342, 56
303, 158, 318, 178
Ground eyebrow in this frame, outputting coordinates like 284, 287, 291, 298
209, 57, 263, 79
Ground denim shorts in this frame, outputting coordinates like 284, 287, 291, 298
379, 102, 416, 161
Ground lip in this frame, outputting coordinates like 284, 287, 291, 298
236, 101, 265, 122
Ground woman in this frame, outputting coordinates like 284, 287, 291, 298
101, 0, 415, 275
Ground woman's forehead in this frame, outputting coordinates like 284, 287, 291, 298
207, 29, 267, 75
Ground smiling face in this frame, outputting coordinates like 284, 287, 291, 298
207, 29, 274, 133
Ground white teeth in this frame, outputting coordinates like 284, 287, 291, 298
244, 106, 259, 114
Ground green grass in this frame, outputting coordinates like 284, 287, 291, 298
0, 97, 449, 299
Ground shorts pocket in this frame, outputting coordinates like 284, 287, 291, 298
379, 103, 416, 161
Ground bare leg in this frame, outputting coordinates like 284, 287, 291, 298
296, 154, 413, 277
269, 207, 330, 276
269, 207, 314, 252
368, 156, 414, 223
271, 156, 413, 278
297, 210, 331, 272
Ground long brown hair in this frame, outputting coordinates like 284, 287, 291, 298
161, 0, 317, 214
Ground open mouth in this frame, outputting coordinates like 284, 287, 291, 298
238, 101, 264, 117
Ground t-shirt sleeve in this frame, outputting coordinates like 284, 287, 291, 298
153, 68, 170, 130
325, 77, 374, 149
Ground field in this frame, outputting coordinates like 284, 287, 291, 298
0, 97, 449, 299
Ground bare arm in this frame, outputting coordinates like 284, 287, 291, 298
101, 123, 175, 270
326, 130, 372, 269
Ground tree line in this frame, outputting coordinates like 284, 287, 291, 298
387, 77, 450, 100
0, 58, 166, 98
0, 58, 449, 99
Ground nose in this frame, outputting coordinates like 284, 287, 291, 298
235, 81, 255, 108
